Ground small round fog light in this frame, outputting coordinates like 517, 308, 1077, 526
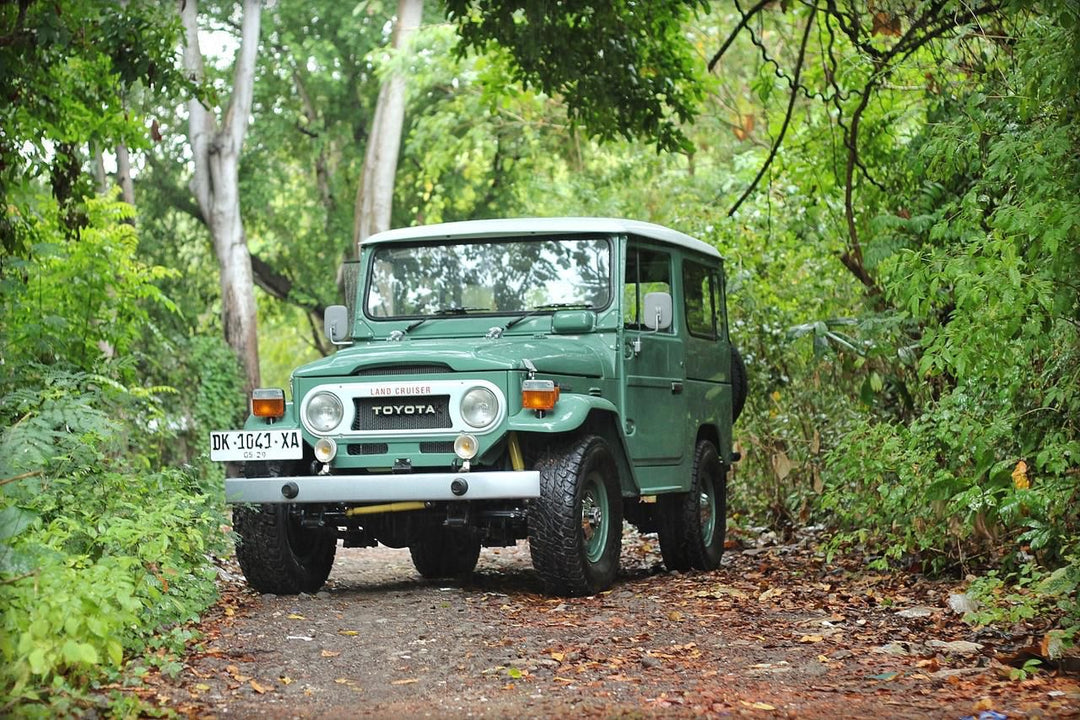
314, 437, 338, 463
454, 433, 479, 460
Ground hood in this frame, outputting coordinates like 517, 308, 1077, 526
293, 335, 610, 379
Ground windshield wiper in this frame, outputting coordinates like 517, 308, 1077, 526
504, 302, 591, 330
401, 306, 491, 334
433, 306, 491, 315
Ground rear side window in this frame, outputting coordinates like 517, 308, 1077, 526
683, 260, 718, 339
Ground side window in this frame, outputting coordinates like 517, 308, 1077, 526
624, 245, 672, 331
683, 260, 717, 339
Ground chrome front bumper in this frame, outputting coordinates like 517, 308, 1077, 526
225, 470, 541, 504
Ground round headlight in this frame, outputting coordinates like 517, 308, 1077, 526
460, 387, 498, 428
305, 391, 343, 432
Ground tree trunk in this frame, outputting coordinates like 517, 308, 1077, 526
179, 0, 263, 392
116, 143, 135, 206
91, 144, 108, 195
352, 0, 423, 247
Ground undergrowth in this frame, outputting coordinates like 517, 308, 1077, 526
0, 196, 242, 716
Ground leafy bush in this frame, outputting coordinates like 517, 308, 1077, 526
0, 196, 235, 713
817, 4, 1079, 635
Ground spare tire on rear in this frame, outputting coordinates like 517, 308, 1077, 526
731, 346, 747, 422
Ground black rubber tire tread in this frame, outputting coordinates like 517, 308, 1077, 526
409, 526, 481, 579
528, 435, 623, 597
657, 440, 728, 573
233, 462, 336, 594
731, 345, 748, 423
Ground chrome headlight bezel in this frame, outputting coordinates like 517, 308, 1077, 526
460, 386, 499, 429
305, 391, 344, 433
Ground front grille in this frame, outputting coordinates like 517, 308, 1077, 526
420, 441, 455, 454
352, 395, 452, 431
347, 443, 389, 455
352, 364, 452, 376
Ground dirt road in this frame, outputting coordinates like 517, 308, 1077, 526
154, 530, 1079, 718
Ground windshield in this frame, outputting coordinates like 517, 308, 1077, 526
365, 236, 611, 319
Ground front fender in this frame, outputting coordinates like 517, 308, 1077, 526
507, 393, 618, 433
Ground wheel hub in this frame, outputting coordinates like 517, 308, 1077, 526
580, 469, 611, 563
582, 492, 603, 541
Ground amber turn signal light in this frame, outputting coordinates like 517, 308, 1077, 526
521, 379, 559, 411
251, 388, 286, 418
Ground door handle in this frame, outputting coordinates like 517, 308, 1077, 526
671, 381, 683, 395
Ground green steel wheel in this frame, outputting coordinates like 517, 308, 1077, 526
658, 440, 728, 572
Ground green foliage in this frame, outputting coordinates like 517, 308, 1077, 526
803, 5, 1080, 646
0, 0, 184, 249
1, 436, 224, 707
3, 5, 1077, 713
3, 195, 177, 377
0, 195, 231, 713
446, 0, 708, 152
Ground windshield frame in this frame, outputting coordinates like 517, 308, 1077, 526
361, 234, 614, 323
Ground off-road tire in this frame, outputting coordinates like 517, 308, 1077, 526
732, 345, 748, 422
233, 462, 336, 594
409, 526, 481, 579
657, 440, 728, 573
528, 435, 623, 597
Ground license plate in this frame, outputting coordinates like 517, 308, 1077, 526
210, 429, 303, 462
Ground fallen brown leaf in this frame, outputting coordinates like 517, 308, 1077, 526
740, 700, 776, 710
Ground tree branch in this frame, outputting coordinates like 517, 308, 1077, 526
727, 9, 815, 217
0, 469, 42, 487
224, 0, 262, 151
837, 1, 1003, 294
291, 67, 337, 221
304, 307, 331, 357
178, 0, 214, 219
708, 0, 772, 72
145, 153, 207, 225
248, 253, 327, 327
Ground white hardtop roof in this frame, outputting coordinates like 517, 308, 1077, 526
363, 217, 721, 259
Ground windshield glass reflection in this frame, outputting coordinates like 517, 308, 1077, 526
366, 237, 611, 319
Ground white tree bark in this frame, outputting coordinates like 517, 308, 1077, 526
180, 0, 263, 391
352, 0, 423, 248
116, 143, 135, 206
91, 144, 108, 194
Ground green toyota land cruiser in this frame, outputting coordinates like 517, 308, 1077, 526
211, 218, 746, 597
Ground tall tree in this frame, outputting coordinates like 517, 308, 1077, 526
179, 0, 263, 390
353, 0, 424, 246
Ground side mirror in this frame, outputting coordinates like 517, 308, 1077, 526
324, 305, 352, 345
643, 292, 672, 331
